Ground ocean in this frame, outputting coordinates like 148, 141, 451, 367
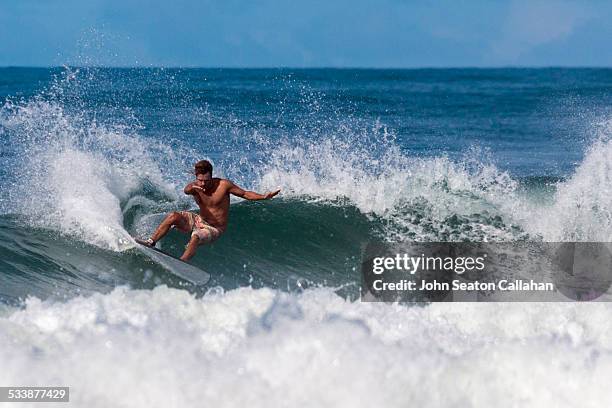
1, 67, 612, 406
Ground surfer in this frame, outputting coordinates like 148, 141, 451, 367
140, 160, 280, 261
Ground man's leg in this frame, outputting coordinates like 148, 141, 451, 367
180, 235, 200, 261
150, 212, 190, 244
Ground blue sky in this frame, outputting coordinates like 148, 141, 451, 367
1, 0, 611, 67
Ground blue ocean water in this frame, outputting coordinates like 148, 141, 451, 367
2, 68, 610, 177
1, 67, 612, 407
0, 67, 611, 302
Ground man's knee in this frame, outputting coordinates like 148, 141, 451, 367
166, 211, 182, 224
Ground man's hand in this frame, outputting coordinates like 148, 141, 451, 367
264, 189, 281, 199
184, 182, 205, 195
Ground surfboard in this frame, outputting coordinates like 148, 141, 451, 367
134, 238, 211, 285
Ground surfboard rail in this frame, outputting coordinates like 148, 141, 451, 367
134, 238, 211, 285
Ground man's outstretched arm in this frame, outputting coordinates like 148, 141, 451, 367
228, 182, 280, 201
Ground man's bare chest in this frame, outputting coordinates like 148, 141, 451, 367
194, 192, 227, 208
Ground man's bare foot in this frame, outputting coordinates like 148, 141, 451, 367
136, 238, 156, 248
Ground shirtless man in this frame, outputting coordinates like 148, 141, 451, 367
140, 160, 280, 261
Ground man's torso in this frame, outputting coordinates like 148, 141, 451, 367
191, 178, 230, 231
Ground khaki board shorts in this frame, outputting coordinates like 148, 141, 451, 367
176, 211, 222, 245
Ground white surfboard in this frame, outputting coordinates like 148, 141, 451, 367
134, 239, 211, 285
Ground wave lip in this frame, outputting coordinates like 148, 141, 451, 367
1, 98, 179, 251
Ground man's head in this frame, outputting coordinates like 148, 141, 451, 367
194, 160, 213, 189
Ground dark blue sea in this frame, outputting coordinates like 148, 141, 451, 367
1, 67, 611, 406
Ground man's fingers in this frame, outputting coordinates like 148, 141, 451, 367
267, 189, 281, 198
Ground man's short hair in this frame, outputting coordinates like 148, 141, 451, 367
194, 160, 213, 175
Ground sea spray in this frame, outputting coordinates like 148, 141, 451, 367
0, 68, 202, 250
528, 120, 612, 241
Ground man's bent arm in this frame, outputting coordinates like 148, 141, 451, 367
228, 182, 280, 201
184, 182, 197, 195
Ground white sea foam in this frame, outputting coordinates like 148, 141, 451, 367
1, 286, 612, 407
256, 129, 527, 240
527, 121, 612, 241
1, 99, 184, 250
256, 119, 612, 242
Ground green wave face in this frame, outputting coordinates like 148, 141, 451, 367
0, 199, 380, 304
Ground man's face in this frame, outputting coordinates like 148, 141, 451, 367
196, 173, 213, 190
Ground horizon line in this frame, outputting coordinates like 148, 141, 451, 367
0, 65, 611, 70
